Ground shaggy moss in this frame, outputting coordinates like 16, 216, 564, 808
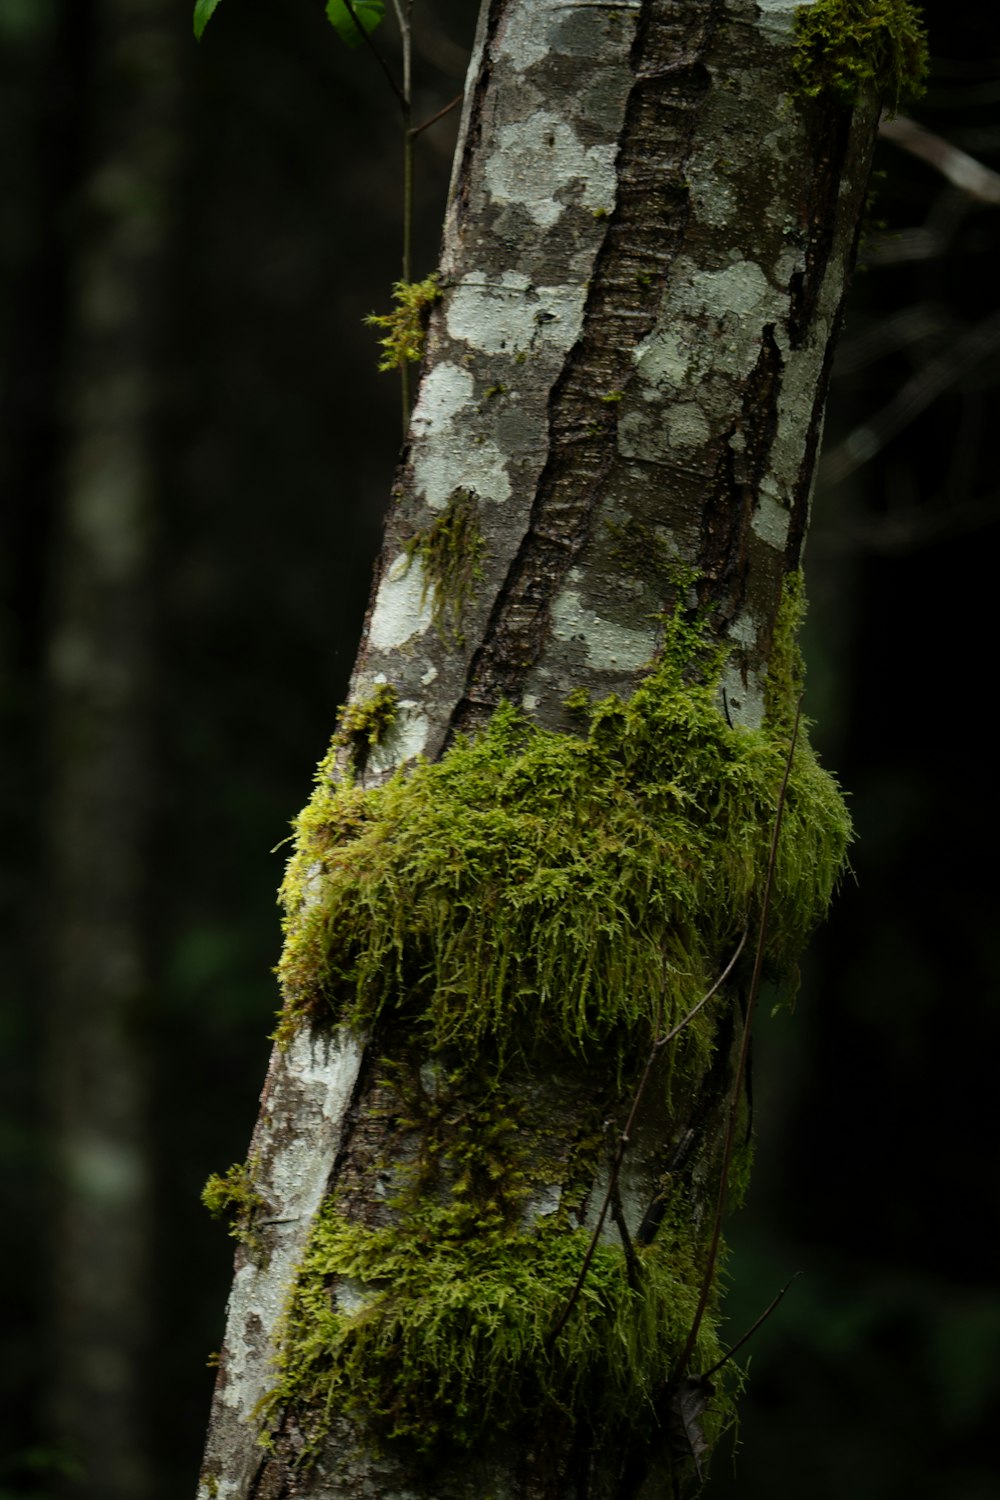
266, 1199, 728, 1455
793, 0, 928, 114
365, 275, 441, 372
402, 488, 486, 644
333, 682, 398, 773
277, 577, 851, 1059
268, 574, 845, 1467
202, 1160, 265, 1254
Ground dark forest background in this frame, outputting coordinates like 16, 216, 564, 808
1, 1, 998, 1497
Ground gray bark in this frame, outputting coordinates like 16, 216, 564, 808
198, 1, 878, 1495
43, 1, 181, 1494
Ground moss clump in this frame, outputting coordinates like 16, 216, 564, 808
793, 0, 928, 115
402, 487, 486, 644
365, 275, 441, 372
202, 1161, 265, 1254
333, 682, 398, 773
278, 577, 850, 1058
268, 573, 846, 1468
267, 1201, 726, 1455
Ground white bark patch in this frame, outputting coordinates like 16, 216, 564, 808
495, 3, 557, 71
485, 112, 618, 229
637, 258, 779, 393
666, 401, 712, 450
551, 587, 657, 671
370, 700, 431, 773
634, 328, 691, 391
409, 361, 511, 508
199, 1030, 364, 1500
368, 554, 434, 653
522, 1184, 562, 1224
447, 271, 587, 357
334, 1277, 373, 1317
751, 492, 792, 549
720, 658, 766, 730
757, 0, 811, 30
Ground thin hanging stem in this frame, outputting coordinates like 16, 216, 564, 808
410, 90, 463, 140
547, 931, 748, 1346
393, 0, 414, 431
699, 1272, 802, 1382
341, 0, 405, 107
673, 702, 803, 1383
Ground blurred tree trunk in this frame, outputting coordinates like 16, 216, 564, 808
198, 1, 888, 1496
42, 0, 182, 1495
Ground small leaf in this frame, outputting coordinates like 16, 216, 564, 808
193, 0, 222, 40
666, 1376, 715, 1481
325, 0, 384, 47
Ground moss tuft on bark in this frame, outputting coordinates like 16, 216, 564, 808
277, 574, 850, 1061
402, 487, 486, 646
792, 0, 928, 114
265, 1201, 729, 1456
264, 573, 848, 1471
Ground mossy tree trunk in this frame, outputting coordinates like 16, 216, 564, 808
198, 1, 904, 1495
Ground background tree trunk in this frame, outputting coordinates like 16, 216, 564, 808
42, 0, 182, 1494
197, 1, 891, 1495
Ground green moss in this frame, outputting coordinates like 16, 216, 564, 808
792, 0, 928, 114
267, 1201, 727, 1456
268, 573, 847, 1467
365, 275, 441, 372
202, 1160, 265, 1255
278, 575, 850, 1059
402, 487, 486, 645
333, 682, 398, 773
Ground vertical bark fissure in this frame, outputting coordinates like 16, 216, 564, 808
452, 0, 723, 736
696, 326, 785, 626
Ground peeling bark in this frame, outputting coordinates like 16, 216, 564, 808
198, 2, 880, 1496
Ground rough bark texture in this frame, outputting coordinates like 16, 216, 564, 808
198, 2, 878, 1496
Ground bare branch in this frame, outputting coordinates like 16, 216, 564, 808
700, 1272, 802, 1380
821, 307, 1000, 486
880, 114, 1000, 204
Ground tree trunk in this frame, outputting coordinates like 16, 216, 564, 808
198, 1, 909, 1495
43, 0, 182, 1494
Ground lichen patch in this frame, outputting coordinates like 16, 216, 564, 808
485, 112, 618, 229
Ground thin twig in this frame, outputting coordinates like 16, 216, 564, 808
609, 1173, 641, 1289
548, 932, 748, 1345
699, 1272, 801, 1381
673, 703, 802, 1382
395, 0, 414, 430
409, 90, 464, 140
821, 307, 1000, 485
340, 0, 405, 108
880, 114, 1000, 204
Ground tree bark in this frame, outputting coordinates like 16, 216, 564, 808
198, 1, 884, 1495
